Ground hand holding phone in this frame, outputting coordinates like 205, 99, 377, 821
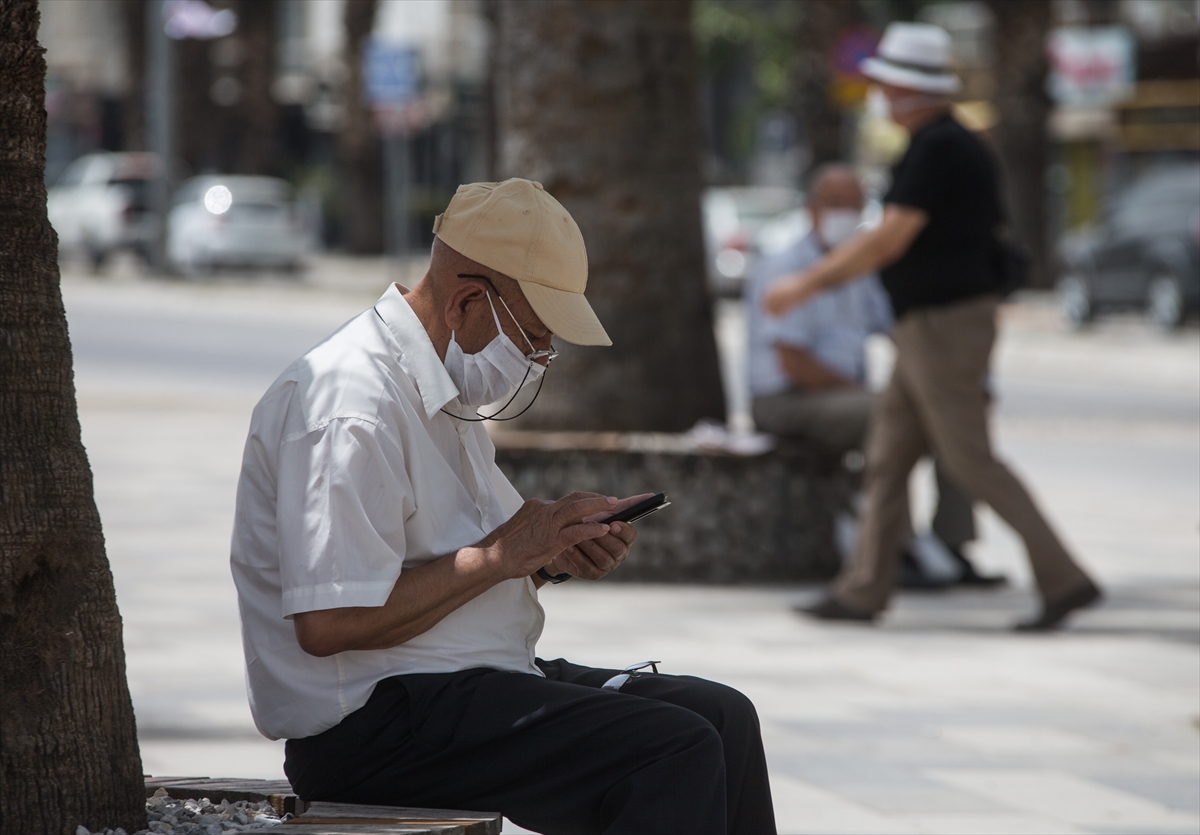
601, 492, 670, 525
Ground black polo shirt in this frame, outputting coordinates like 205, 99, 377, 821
882, 113, 1003, 318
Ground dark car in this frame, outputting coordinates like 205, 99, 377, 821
1057, 162, 1200, 329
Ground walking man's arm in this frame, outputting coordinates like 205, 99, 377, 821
764, 205, 928, 315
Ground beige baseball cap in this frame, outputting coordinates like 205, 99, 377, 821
432, 178, 611, 346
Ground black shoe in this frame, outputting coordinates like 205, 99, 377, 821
947, 547, 1008, 588
1014, 580, 1102, 632
795, 596, 877, 622
898, 550, 954, 590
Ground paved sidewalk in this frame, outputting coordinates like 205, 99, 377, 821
63, 265, 1199, 834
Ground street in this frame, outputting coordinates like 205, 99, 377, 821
63, 259, 1199, 835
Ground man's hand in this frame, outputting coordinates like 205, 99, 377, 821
763, 205, 929, 317
764, 270, 821, 315
481, 492, 619, 581
543, 493, 652, 580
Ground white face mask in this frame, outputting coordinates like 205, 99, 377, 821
444, 292, 544, 407
818, 209, 863, 248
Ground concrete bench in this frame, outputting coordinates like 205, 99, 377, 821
144, 778, 501, 835
492, 430, 852, 583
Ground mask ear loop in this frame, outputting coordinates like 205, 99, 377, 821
441, 361, 545, 422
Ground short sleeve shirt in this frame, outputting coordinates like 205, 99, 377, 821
882, 113, 1003, 318
745, 232, 893, 398
230, 284, 544, 741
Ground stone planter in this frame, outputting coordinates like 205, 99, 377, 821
492, 432, 853, 583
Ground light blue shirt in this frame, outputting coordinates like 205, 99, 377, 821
745, 232, 893, 398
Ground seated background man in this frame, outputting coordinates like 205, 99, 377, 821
231, 179, 775, 835
744, 164, 1000, 588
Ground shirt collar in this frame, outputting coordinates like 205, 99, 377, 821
374, 283, 460, 419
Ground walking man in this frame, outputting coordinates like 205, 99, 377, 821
747, 163, 999, 588
765, 24, 1101, 630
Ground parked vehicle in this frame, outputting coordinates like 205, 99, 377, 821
167, 176, 307, 275
47, 152, 160, 271
1057, 163, 1200, 329
703, 186, 803, 296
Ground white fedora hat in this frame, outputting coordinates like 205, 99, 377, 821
860, 22, 962, 95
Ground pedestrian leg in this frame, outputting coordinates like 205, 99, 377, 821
901, 299, 1093, 603
832, 369, 930, 613
931, 461, 976, 551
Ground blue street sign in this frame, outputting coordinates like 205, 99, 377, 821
364, 40, 420, 105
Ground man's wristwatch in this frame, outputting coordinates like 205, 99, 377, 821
536, 567, 572, 584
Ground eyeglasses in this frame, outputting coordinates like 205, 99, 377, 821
601, 660, 661, 692
457, 273, 559, 365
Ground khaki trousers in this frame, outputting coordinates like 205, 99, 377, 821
834, 295, 1092, 613
752, 388, 976, 549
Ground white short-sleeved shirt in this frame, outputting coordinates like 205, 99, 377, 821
745, 232, 893, 398
231, 284, 544, 741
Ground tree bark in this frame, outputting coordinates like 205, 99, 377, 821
120, 0, 146, 152
232, 0, 281, 176
0, 2, 145, 833
988, 0, 1053, 287
793, 0, 867, 168
493, 0, 725, 432
340, 0, 384, 254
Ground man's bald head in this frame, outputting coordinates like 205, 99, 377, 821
806, 164, 864, 212
428, 236, 522, 301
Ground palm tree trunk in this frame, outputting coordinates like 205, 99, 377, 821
988, 0, 1053, 287
0, 2, 145, 833
340, 0, 384, 254
233, 0, 281, 176
793, 0, 867, 168
493, 0, 725, 431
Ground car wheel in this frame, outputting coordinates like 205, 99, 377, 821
1147, 274, 1185, 330
1057, 275, 1093, 328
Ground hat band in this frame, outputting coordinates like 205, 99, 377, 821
874, 55, 953, 77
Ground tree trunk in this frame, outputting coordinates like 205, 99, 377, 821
233, 0, 281, 176
793, 0, 867, 169
988, 0, 1053, 287
121, 0, 146, 152
493, 0, 725, 432
340, 0, 384, 254
0, 2, 145, 833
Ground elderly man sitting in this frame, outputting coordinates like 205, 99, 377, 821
745, 164, 1000, 589
231, 179, 775, 835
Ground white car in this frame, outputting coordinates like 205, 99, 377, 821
47, 152, 160, 270
702, 186, 804, 296
167, 176, 307, 275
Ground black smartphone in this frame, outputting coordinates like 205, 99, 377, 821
602, 492, 670, 525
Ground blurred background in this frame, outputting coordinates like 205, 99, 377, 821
39, 0, 1200, 311
41, 2, 1199, 833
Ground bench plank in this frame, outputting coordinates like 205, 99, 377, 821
143, 778, 502, 835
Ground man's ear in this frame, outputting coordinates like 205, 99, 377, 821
444, 282, 487, 332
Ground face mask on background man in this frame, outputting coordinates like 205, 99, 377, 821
818, 210, 863, 248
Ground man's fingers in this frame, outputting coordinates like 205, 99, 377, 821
553, 494, 618, 526
608, 521, 637, 546
561, 520, 610, 547
575, 537, 619, 571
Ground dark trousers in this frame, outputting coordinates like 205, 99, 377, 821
284, 658, 775, 835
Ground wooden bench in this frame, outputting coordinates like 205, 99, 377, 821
144, 778, 501, 835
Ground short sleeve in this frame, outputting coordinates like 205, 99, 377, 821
885, 132, 953, 214
275, 417, 414, 618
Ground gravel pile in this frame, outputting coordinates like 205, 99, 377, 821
76, 789, 289, 835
